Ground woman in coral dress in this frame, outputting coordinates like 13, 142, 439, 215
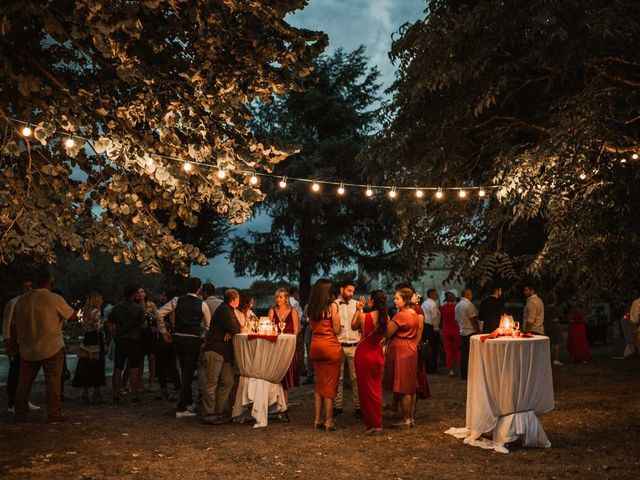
352, 290, 388, 435
308, 279, 343, 431
440, 292, 461, 376
384, 288, 419, 428
268, 288, 300, 403
566, 305, 593, 363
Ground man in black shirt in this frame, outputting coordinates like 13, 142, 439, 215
108, 284, 145, 403
201, 288, 241, 424
480, 285, 505, 334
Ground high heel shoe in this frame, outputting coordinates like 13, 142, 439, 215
313, 422, 324, 430
324, 421, 336, 432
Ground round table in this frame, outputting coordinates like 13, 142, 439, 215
446, 334, 555, 453
231, 333, 296, 428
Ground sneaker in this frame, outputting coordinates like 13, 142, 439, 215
553, 360, 564, 366
7, 406, 15, 414
175, 410, 197, 419
28, 402, 41, 411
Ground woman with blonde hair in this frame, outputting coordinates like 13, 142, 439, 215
73, 292, 106, 403
268, 288, 300, 403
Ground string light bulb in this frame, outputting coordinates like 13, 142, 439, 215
365, 186, 373, 197
458, 189, 467, 199
415, 188, 424, 199
388, 188, 397, 199
278, 177, 287, 188
65, 137, 75, 148
517, 187, 523, 194
579, 173, 587, 180
21, 126, 32, 137
620, 158, 627, 164
183, 161, 193, 172
478, 188, 486, 198
249, 174, 259, 186
311, 182, 320, 192
632, 153, 638, 160
337, 183, 345, 195
217, 169, 226, 179
435, 188, 444, 200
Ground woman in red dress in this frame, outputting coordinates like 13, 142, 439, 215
566, 305, 593, 363
384, 288, 419, 428
268, 288, 300, 403
352, 290, 388, 435
440, 292, 461, 376
308, 279, 343, 431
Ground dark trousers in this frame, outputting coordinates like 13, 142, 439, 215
460, 335, 472, 380
297, 329, 307, 376
423, 324, 441, 374
173, 336, 201, 411
15, 348, 65, 418
156, 341, 181, 391
7, 354, 21, 407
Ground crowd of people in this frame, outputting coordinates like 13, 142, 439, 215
3, 271, 639, 434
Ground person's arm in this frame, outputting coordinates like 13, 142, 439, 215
416, 314, 424, 346
220, 306, 241, 335
468, 303, 480, 333
157, 297, 178, 320
330, 303, 341, 335
202, 302, 211, 330
351, 297, 365, 331
268, 307, 275, 322
433, 304, 441, 331
291, 308, 300, 335
387, 317, 399, 338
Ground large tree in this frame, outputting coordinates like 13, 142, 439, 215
230, 48, 403, 302
0, 0, 326, 275
369, 0, 640, 303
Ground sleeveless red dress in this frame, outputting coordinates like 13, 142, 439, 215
310, 316, 343, 398
567, 308, 592, 362
277, 309, 300, 389
354, 313, 385, 429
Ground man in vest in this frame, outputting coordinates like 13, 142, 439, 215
157, 277, 211, 419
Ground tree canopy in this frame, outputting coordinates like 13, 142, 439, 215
0, 0, 326, 275
230, 48, 403, 301
369, 0, 640, 303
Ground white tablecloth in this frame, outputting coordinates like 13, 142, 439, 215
231, 333, 296, 428
446, 335, 554, 453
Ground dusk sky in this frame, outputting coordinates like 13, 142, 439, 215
192, 0, 427, 288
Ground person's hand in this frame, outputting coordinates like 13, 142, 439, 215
356, 296, 366, 311
224, 333, 232, 341
162, 332, 172, 343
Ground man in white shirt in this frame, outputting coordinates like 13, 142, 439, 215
334, 281, 360, 417
523, 284, 545, 334
420, 289, 441, 374
455, 288, 479, 380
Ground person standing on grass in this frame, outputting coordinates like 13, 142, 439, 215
420, 288, 441, 374
334, 280, 361, 418
157, 277, 211, 419
440, 292, 461, 376
13, 271, 76, 422
72, 292, 106, 403
523, 284, 545, 334
108, 284, 146, 404
479, 285, 504, 334
456, 288, 480, 381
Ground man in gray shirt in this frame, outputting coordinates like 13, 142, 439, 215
523, 284, 545, 334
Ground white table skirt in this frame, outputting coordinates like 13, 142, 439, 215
231, 333, 296, 428
446, 335, 554, 453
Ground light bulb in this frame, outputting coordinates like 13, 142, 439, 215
415, 189, 424, 199
388, 188, 397, 199
311, 182, 320, 192
65, 137, 75, 148
620, 158, 627, 164
217, 169, 226, 179
21, 126, 32, 137
517, 187, 523, 194
337, 184, 345, 195
278, 177, 287, 188
183, 162, 193, 172
365, 187, 373, 197
435, 189, 444, 199
458, 189, 467, 198
579, 173, 586, 180
632, 153, 639, 160
145, 156, 155, 167
478, 189, 486, 197
249, 175, 259, 185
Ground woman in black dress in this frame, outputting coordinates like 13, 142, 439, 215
73, 292, 106, 403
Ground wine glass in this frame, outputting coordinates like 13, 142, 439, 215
278, 317, 286, 334
513, 321, 520, 336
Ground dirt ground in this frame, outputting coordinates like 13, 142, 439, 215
1, 348, 639, 480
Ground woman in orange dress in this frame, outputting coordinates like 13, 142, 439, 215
384, 287, 419, 428
308, 278, 342, 431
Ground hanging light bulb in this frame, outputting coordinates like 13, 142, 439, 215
388, 187, 397, 199
478, 188, 486, 198
65, 137, 75, 148
337, 183, 345, 195
517, 187, 523, 194
632, 153, 639, 160
435, 188, 444, 200
620, 158, 627, 164
183, 161, 193, 172
415, 188, 424, 199
249, 174, 259, 185
365, 186, 373, 197
579, 173, 586, 180
217, 169, 226, 179
458, 189, 467, 199
311, 182, 320, 192
278, 177, 287, 188
21, 125, 32, 137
